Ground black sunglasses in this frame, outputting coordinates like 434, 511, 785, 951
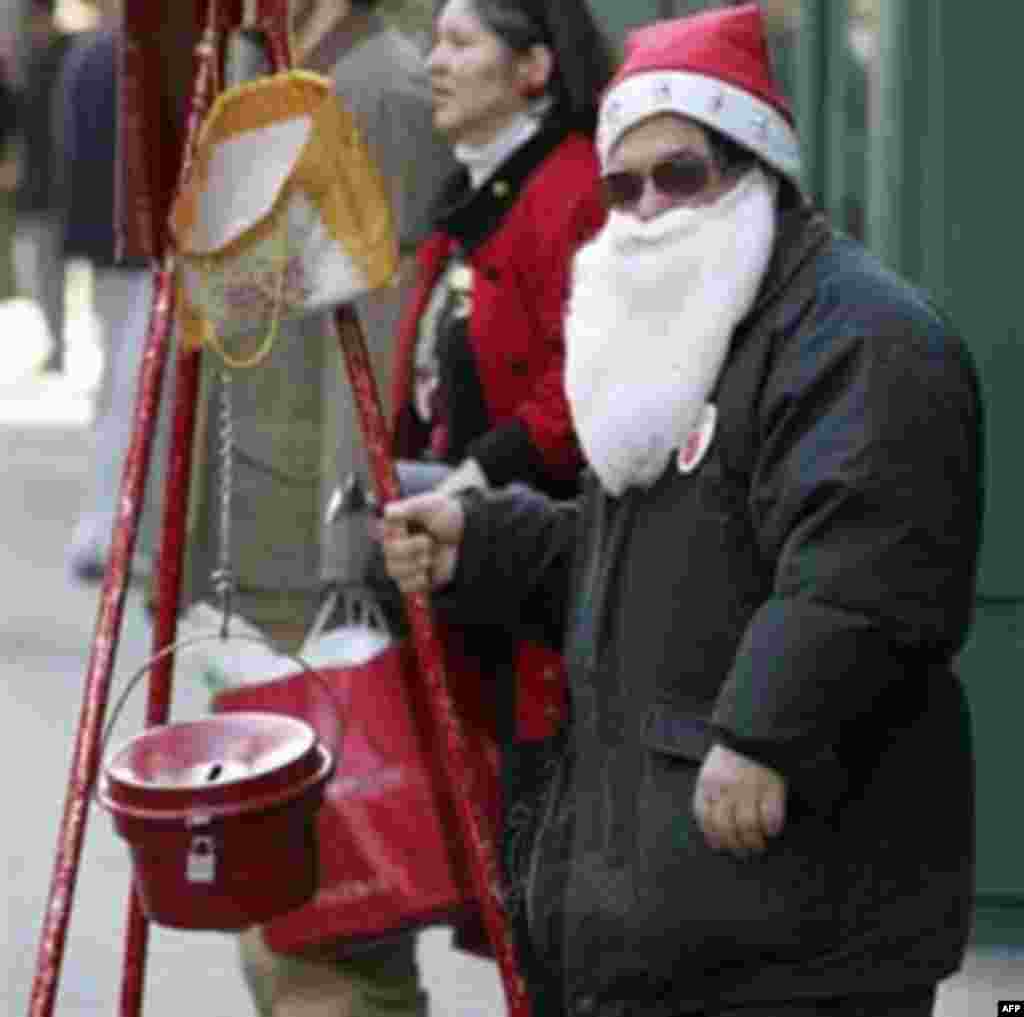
600, 151, 716, 211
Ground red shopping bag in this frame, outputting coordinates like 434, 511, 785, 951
212, 633, 501, 953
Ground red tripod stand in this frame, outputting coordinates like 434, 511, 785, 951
26, 3, 530, 1015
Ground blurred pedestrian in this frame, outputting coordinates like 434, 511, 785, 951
165, 4, 454, 1016
58, 0, 151, 582
379, 6, 984, 1015
14, 0, 73, 371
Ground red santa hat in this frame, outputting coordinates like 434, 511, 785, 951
596, 4, 801, 186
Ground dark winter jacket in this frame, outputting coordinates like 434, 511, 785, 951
391, 119, 607, 496
446, 205, 984, 1015
57, 29, 120, 266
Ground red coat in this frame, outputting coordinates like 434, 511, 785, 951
390, 126, 606, 962
391, 126, 605, 746
391, 126, 606, 492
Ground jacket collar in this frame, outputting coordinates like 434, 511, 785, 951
431, 116, 574, 253
742, 200, 831, 326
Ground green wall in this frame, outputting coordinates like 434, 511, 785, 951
869, 2, 1024, 942
588, 0, 663, 48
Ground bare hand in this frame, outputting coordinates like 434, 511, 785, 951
376, 492, 465, 594
693, 743, 787, 857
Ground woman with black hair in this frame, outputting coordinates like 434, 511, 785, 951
391, 0, 613, 497
387, 1, 613, 1010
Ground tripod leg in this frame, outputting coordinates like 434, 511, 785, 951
116, 267, 204, 1017
333, 305, 532, 1017
26, 264, 176, 1017
114, 0, 237, 1006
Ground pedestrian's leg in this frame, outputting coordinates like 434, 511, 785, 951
13, 213, 66, 370
67, 268, 152, 579
240, 926, 356, 1017
240, 934, 427, 1017
88, 267, 152, 491
239, 928, 278, 1017
37, 213, 67, 372
338, 937, 427, 1017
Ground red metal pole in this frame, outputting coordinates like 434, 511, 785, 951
334, 307, 531, 1016
116, 296, 203, 1017
254, 0, 293, 72
115, 5, 226, 1011
26, 266, 176, 1017
29, 0, 225, 1011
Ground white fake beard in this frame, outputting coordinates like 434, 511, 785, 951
565, 168, 779, 496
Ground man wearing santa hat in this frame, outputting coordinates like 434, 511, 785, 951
378, 5, 984, 1015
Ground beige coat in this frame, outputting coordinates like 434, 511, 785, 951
178, 14, 454, 641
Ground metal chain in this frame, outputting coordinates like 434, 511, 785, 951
211, 370, 236, 638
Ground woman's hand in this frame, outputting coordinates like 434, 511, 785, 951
693, 743, 787, 858
377, 492, 466, 594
